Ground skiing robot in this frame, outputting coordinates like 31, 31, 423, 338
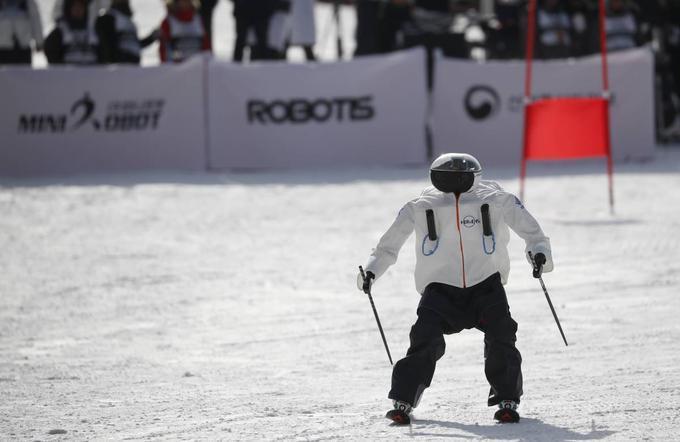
358, 153, 553, 424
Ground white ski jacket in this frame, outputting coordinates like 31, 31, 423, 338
365, 180, 553, 294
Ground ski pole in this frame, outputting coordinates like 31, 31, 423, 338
359, 266, 394, 365
528, 252, 569, 347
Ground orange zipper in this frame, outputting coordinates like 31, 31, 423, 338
455, 195, 467, 288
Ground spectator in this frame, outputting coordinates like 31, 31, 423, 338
289, 0, 317, 61
95, 0, 157, 64
355, 0, 382, 56
535, 0, 573, 59
44, 0, 100, 65
401, 0, 469, 89
231, 0, 272, 62
568, 0, 595, 57
634, 0, 657, 46
200, 0, 219, 45
377, 0, 412, 54
266, 0, 317, 61
0, 0, 43, 65
267, 0, 291, 59
53, 0, 109, 29
665, 2, 680, 94
488, 0, 523, 59
659, 0, 680, 139
605, 0, 639, 52
402, 0, 472, 57
159, 0, 211, 63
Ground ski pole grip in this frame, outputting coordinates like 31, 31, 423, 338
530, 252, 546, 278
481, 204, 492, 236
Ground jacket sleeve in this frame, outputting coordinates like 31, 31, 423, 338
500, 193, 554, 272
139, 28, 159, 48
44, 28, 64, 64
364, 203, 415, 280
159, 19, 170, 63
52, 0, 63, 21
201, 30, 211, 51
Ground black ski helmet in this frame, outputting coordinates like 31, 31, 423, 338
429, 153, 482, 194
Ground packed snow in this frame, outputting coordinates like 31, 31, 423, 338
12, 1, 680, 440
1, 149, 679, 440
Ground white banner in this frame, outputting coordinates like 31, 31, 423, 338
431, 48, 655, 166
208, 48, 428, 169
0, 57, 206, 177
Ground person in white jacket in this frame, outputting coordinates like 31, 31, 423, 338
605, 0, 639, 52
289, 0, 316, 61
0, 0, 43, 65
357, 153, 553, 425
266, 0, 316, 61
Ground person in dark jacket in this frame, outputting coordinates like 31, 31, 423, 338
44, 0, 100, 65
377, 0, 411, 54
231, 0, 273, 62
401, 0, 469, 89
565, 0, 594, 57
605, 0, 639, 52
535, 0, 573, 59
354, 0, 382, 56
488, 0, 522, 59
95, 0, 157, 64
200, 0, 219, 45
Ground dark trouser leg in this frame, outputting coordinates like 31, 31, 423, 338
354, 1, 380, 56
303, 45, 316, 61
233, 19, 248, 62
388, 308, 446, 406
482, 300, 523, 406
200, 0, 218, 44
252, 16, 271, 60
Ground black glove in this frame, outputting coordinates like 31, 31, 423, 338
532, 253, 546, 279
357, 270, 375, 294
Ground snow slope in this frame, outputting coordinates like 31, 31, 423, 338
1, 150, 680, 440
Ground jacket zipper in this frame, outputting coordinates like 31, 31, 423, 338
455, 195, 467, 288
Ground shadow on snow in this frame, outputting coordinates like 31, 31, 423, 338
409, 417, 615, 441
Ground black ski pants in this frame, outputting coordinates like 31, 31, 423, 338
388, 273, 523, 407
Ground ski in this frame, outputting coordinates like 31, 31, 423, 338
494, 408, 520, 423
385, 409, 411, 425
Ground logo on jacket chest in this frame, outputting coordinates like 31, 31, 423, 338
461, 215, 481, 228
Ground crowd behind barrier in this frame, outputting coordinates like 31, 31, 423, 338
1, 0, 678, 142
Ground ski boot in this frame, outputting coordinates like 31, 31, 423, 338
494, 400, 520, 423
385, 400, 412, 425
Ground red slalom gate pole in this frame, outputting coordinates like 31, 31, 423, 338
598, 0, 615, 213
520, 0, 537, 202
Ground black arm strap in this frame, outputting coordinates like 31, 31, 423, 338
426, 209, 437, 241
481, 204, 493, 237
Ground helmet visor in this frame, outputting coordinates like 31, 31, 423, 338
430, 170, 476, 194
